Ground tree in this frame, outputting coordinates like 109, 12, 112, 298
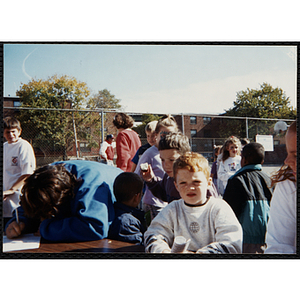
219, 83, 297, 139
87, 89, 122, 110
16, 75, 93, 159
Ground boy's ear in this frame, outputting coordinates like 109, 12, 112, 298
133, 192, 142, 205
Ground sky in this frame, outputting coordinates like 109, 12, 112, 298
4, 43, 297, 115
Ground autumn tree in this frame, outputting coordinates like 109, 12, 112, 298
219, 83, 297, 140
16, 75, 94, 159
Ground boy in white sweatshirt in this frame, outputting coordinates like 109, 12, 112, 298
144, 152, 242, 254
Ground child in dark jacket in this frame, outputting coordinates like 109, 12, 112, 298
108, 172, 146, 245
223, 142, 273, 253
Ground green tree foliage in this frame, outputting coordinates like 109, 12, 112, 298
219, 83, 297, 140
87, 89, 122, 110
16, 75, 93, 158
133, 114, 161, 138
226, 82, 296, 119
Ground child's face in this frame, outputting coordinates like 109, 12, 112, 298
227, 143, 239, 157
284, 129, 297, 178
159, 149, 181, 178
146, 131, 157, 146
4, 128, 21, 144
175, 169, 211, 206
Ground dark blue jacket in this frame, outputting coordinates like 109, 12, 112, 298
5, 160, 123, 242
108, 202, 146, 245
223, 164, 272, 244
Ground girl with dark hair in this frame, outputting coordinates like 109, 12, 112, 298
113, 113, 141, 171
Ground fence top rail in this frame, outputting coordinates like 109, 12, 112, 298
3, 106, 296, 122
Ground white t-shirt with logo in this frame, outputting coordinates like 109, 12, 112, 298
218, 156, 241, 191
3, 138, 36, 216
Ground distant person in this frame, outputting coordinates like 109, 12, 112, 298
144, 152, 242, 254
218, 136, 242, 195
113, 113, 141, 172
3, 117, 36, 227
210, 145, 222, 189
99, 134, 116, 166
265, 120, 297, 254
108, 172, 146, 245
135, 114, 179, 220
131, 120, 158, 172
5, 160, 122, 242
223, 142, 273, 253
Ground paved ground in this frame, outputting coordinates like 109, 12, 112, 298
209, 163, 282, 177
262, 164, 282, 176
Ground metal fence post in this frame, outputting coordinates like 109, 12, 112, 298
72, 110, 80, 158
101, 110, 105, 143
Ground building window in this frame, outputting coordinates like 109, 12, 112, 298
13, 101, 21, 107
190, 129, 197, 137
203, 117, 211, 124
190, 116, 197, 125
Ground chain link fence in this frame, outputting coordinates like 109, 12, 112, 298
3, 106, 295, 167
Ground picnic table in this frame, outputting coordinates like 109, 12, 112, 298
4, 238, 145, 254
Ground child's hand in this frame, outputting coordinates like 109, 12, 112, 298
5, 221, 25, 239
141, 164, 155, 182
162, 249, 172, 253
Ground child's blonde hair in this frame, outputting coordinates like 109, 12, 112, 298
222, 136, 241, 162
145, 120, 158, 133
173, 152, 210, 181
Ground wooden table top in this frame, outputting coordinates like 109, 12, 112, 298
4, 238, 145, 254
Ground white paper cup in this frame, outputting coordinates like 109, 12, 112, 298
171, 236, 189, 253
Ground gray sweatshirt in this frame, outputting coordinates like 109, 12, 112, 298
144, 197, 242, 254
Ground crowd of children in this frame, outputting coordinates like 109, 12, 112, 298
3, 115, 297, 255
